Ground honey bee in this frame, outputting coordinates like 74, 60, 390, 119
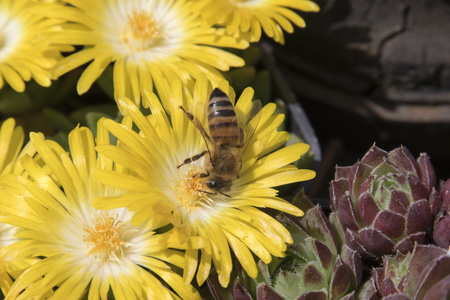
177, 88, 260, 197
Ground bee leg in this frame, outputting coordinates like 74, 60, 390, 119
177, 150, 208, 168
179, 106, 212, 143
195, 189, 230, 198
198, 172, 209, 178
197, 189, 216, 196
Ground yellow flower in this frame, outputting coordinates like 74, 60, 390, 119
0, 124, 201, 299
0, 0, 66, 92
93, 76, 316, 287
0, 118, 40, 296
194, 0, 320, 43
37, 0, 249, 108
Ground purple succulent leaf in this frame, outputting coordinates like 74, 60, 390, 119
256, 284, 285, 300
329, 257, 352, 300
329, 212, 346, 251
207, 268, 230, 300
349, 163, 373, 200
360, 144, 388, 167
381, 277, 400, 297
397, 275, 407, 293
358, 274, 381, 300
373, 267, 384, 292
312, 239, 333, 270
338, 192, 360, 232
339, 292, 355, 300
423, 275, 450, 300
297, 291, 328, 300
383, 295, 411, 300
373, 210, 406, 239
330, 178, 350, 211
358, 193, 380, 226
359, 227, 395, 256
335, 165, 353, 181
358, 174, 374, 197
433, 214, 450, 248
440, 178, 450, 211
387, 146, 420, 176
278, 212, 307, 235
340, 245, 363, 286
301, 206, 338, 252
345, 229, 376, 259
416, 153, 436, 192
428, 187, 443, 218
404, 244, 447, 296
303, 264, 324, 286
406, 199, 432, 234
414, 255, 450, 300
407, 175, 429, 202
390, 172, 409, 186
393, 232, 427, 254
389, 190, 410, 215
233, 277, 253, 300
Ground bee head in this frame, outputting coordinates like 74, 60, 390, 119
205, 177, 231, 192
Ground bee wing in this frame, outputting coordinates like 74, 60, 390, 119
240, 99, 262, 156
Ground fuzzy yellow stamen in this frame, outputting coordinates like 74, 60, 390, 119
83, 214, 127, 261
176, 167, 214, 213
122, 10, 161, 51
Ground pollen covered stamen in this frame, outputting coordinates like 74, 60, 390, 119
122, 11, 161, 51
176, 167, 214, 213
83, 214, 127, 261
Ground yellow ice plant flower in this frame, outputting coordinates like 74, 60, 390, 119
0, 118, 24, 176
0, 118, 41, 296
92, 76, 316, 287
35, 0, 249, 108
0, 0, 66, 92
0, 124, 201, 299
194, 0, 320, 43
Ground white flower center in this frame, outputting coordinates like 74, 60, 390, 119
0, 11, 23, 61
122, 11, 162, 51
106, 1, 185, 60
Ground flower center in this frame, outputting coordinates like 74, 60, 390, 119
0, 12, 22, 61
176, 167, 214, 213
122, 10, 161, 51
83, 213, 127, 261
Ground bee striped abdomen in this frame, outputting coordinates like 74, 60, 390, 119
208, 88, 242, 147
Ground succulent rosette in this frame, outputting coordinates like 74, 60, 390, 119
225, 191, 362, 300
433, 178, 450, 248
329, 145, 442, 259
357, 244, 450, 300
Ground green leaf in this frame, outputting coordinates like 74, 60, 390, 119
70, 104, 118, 125
95, 65, 115, 100
42, 108, 76, 133
0, 89, 32, 114
241, 44, 262, 66
251, 70, 272, 105
225, 66, 256, 94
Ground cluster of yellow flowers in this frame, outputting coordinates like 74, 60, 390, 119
0, 0, 318, 299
